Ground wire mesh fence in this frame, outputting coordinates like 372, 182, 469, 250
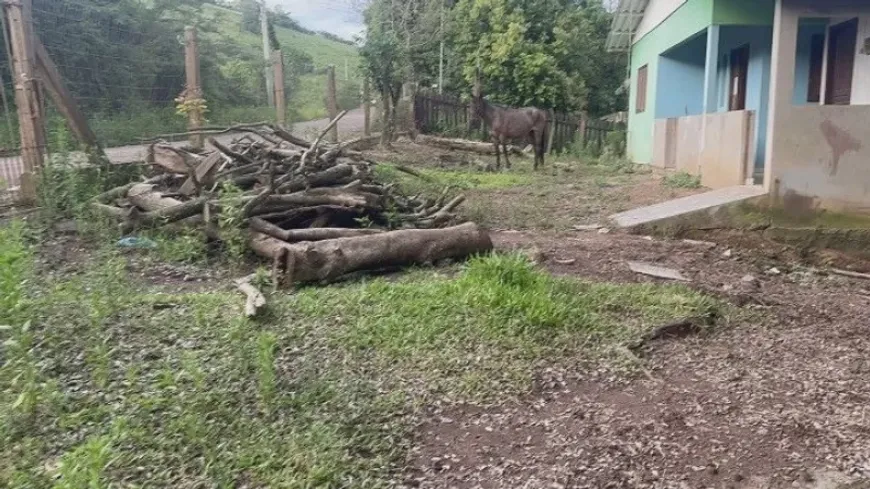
0, 0, 364, 207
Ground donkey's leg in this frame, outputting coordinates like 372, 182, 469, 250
503, 143, 511, 170
493, 139, 501, 171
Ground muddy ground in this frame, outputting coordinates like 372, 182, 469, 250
375, 144, 870, 489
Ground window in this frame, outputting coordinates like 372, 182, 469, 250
636, 65, 648, 113
807, 33, 825, 103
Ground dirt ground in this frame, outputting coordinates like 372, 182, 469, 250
16, 142, 870, 488
378, 144, 870, 489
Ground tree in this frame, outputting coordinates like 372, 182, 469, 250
360, 0, 443, 143
360, 1, 404, 145
449, 0, 626, 115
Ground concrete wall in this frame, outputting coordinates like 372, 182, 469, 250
765, 0, 870, 212
659, 110, 754, 188
699, 110, 755, 188
628, 0, 714, 164
770, 106, 870, 212
656, 34, 707, 118
636, 0, 689, 41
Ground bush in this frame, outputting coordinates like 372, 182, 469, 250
662, 171, 702, 189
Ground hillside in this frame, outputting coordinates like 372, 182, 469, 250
200, 4, 362, 122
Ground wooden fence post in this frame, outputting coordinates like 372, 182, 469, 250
546, 110, 556, 154
5, 0, 44, 202
363, 78, 371, 136
468, 68, 482, 134
272, 50, 286, 126
579, 113, 588, 149
184, 26, 204, 150
325, 65, 338, 143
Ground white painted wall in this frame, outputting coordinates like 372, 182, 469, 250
634, 0, 688, 43
850, 15, 870, 104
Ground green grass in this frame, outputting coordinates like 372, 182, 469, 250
662, 171, 703, 189
0, 222, 721, 487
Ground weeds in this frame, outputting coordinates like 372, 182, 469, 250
0, 220, 721, 487
663, 171, 702, 189
255, 332, 278, 409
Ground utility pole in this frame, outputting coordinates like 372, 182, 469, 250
260, 0, 274, 107
438, 0, 445, 94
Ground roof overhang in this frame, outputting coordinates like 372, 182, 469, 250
606, 0, 650, 53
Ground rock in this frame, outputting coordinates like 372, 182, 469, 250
741, 274, 759, 286
723, 249, 733, 258
524, 247, 548, 265
572, 224, 602, 232
628, 261, 691, 282
682, 239, 716, 248
598, 227, 611, 235
767, 267, 782, 276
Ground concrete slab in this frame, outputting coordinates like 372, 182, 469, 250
610, 185, 768, 229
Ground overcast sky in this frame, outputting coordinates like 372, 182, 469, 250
263, 0, 365, 41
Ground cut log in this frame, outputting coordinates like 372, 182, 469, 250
415, 135, 525, 156
249, 217, 383, 242
147, 144, 201, 174
93, 174, 176, 204
128, 183, 184, 211
276, 163, 354, 193
249, 222, 493, 284
180, 152, 224, 196
262, 188, 381, 209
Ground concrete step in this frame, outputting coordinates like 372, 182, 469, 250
610, 185, 767, 229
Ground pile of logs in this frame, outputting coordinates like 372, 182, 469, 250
92, 119, 493, 303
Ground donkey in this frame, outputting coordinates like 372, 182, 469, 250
473, 94, 549, 171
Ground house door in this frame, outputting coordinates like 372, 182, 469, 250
825, 18, 858, 105
729, 45, 749, 111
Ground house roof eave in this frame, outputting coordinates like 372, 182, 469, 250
606, 0, 650, 53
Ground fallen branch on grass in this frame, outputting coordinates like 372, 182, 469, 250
235, 275, 267, 318
415, 134, 526, 156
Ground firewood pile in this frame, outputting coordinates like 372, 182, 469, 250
92, 121, 493, 299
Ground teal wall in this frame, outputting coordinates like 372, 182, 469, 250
628, 0, 715, 164
627, 0, 776, 165
713, 0, 774, 25
716, 26, 772, 172
656, 33, 708, 119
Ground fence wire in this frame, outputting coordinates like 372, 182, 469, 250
0, 0, 364, 206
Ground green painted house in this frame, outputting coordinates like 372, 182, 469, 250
608, 0, 870, 214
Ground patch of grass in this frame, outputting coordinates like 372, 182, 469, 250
291, 253, 720, 397
1, 222, 722, 487
375, 164, 534, 195
663, 171, 702, 189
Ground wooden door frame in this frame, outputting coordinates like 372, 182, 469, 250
729, 44, 750, 111
825, 17, 858, 106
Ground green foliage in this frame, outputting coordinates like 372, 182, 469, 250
663, 171, 703, 189
449, 0, 626, 114
216, 182, 248, 261
38, 153, 141, 224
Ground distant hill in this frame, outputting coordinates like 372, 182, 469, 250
201, 4, 362, 121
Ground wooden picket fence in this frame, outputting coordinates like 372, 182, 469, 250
413, 91, 625, 155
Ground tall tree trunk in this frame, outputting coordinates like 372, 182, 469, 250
380, 88, 392, 147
